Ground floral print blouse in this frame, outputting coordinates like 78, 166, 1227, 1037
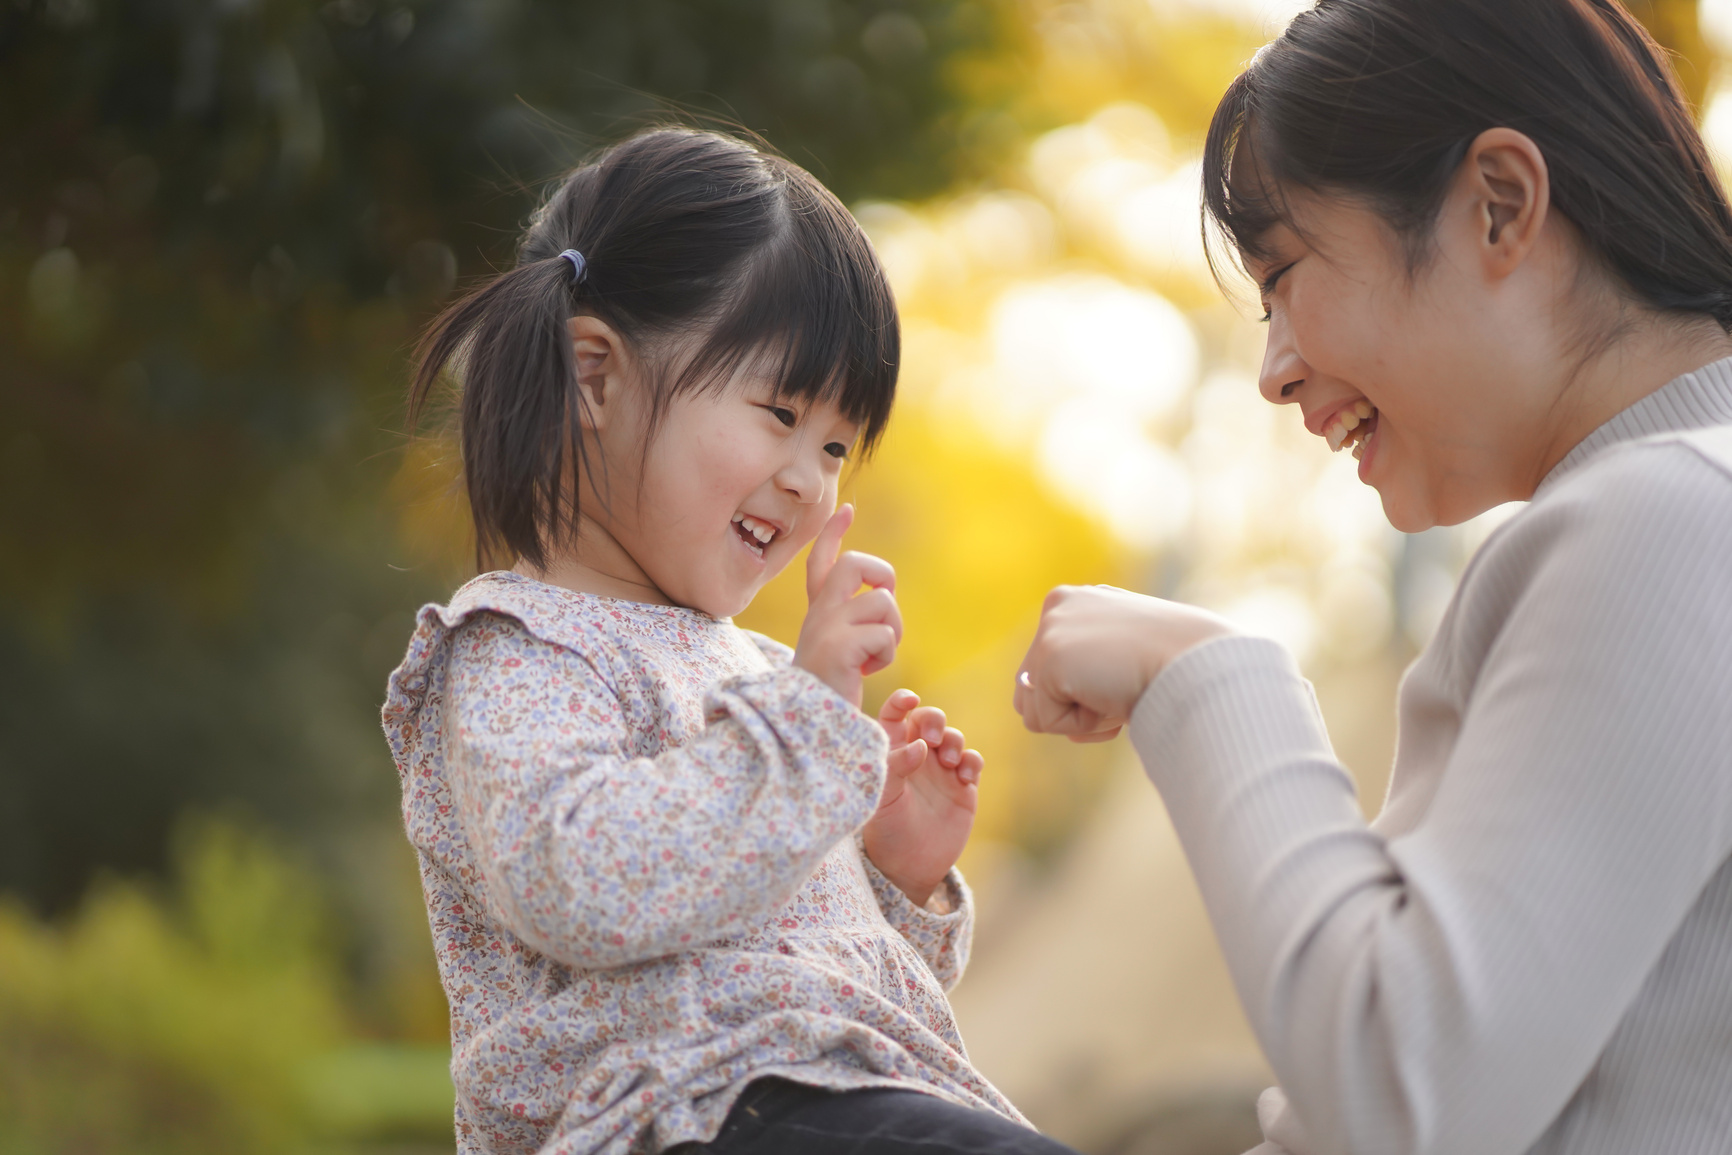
381, 572, 1022, 1155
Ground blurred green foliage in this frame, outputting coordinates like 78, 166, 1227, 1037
0, 817, 453, 1154
0, 0, 1011, 913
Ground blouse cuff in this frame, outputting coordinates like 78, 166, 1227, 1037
858, 838, 974, 990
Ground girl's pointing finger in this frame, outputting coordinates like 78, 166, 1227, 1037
805, 503, 854, 602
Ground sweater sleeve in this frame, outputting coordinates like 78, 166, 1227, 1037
1128, 443, 1732, 1155
442, 613, 888, 971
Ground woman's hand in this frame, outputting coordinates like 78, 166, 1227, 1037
863, 689, 980, 908
794, 505, 900, 707
1015, 585, 1237, 741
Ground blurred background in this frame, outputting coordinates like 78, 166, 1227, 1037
0, 0, 1719, 1151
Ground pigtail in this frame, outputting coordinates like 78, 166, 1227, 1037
406, 127, 900, 578
409, 255, 587, 571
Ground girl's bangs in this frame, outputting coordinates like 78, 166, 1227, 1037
678, 177, 899, 453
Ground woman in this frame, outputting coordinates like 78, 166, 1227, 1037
1014, 2, 1732, 1154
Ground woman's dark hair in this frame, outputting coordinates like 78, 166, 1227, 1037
409, 127, 899, 570
1203, 0, 1732, 329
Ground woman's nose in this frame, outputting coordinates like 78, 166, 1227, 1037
1258, 309, 1307, 405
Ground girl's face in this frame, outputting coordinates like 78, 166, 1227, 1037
570, 324, 859, 618
626, 382, 856, 617
1245, 134, 1598, 532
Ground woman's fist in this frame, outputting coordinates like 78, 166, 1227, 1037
1014, 585, 1236, 741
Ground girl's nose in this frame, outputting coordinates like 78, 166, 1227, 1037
775, 448, 824, 503
1258, 308, 1308, 405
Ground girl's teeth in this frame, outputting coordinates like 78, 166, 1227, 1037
732, 513, 776, 545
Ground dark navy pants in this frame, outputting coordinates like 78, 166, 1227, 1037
666, 1078, 1083, 1155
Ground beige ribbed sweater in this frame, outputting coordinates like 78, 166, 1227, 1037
1129, 359, 1732, 1155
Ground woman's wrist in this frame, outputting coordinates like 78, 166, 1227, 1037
1134, 605, 1234, 695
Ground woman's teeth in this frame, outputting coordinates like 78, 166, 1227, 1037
1325, 401, 1376, 455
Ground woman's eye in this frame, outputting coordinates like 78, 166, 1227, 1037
769, 406, 797, 428
1258, 263, 1294, 323
823, 442, 848, 460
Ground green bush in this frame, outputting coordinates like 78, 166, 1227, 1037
0, 819, 453, 1154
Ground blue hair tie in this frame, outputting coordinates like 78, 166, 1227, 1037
557, 248, 588, 285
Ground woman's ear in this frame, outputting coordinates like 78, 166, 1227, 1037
567, 314, 626, 430
1459, 127, 1550, 279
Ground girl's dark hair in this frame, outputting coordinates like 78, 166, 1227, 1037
1203, 0, 1732, 329
409, 127, 899, 570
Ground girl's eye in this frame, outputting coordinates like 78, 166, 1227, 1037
769, 406, 797, 428
823, 442, 848, 460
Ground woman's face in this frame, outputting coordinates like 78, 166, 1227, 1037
1247, 180, 1570, 531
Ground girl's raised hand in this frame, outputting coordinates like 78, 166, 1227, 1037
863, 689, 981, 908
793, 505, 901, 707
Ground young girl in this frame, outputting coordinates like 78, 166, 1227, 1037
382, 129, 1075, 1155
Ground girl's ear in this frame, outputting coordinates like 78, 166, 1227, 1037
567, 315, 627, 430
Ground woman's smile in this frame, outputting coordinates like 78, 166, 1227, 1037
1307, 397, 1377, 455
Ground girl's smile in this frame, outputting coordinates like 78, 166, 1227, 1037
647, 387, 856, 616
536, 316, 861, 618
730, 511, 785, 559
